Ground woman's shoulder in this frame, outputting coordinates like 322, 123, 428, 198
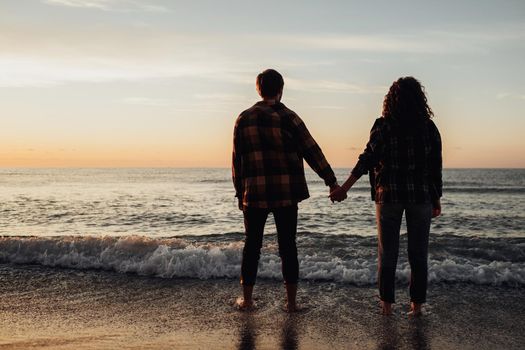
373, 116, 386, 127
373, 116, 395, 133
425, 118, 440, 133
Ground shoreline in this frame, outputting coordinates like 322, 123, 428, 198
1, 264, 524, 349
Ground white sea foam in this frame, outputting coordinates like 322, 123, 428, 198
0, 236, 524, 286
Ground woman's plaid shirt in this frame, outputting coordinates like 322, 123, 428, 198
351, 117, 443, 204
232, 101, 337, 208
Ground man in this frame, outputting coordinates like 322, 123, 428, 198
232, 69, 344, 312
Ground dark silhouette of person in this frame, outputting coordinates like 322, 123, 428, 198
331, 76, 442, 316
232, 69, 343, 312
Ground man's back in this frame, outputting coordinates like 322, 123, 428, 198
232, 68, 341, 312
233, 101, 336, 209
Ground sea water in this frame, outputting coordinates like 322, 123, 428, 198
0, 168, 524, 286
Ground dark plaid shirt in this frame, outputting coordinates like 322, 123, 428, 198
232, 101, 337, 208
351, 117, 442, 204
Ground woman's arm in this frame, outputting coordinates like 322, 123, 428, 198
329, 118, 385, 202
429, 120, 443, 217
330, 174, 359, 201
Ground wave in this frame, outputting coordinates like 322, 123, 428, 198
0, 235, 524, 286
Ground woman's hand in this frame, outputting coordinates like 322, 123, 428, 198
432, 199, 441, 218
330, 186, 348, 202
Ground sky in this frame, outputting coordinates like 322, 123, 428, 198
1, 0, 524, 168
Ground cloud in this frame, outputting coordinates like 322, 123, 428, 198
120, 97, 174, 106
287, 77, 386, 94
193, 93, 248, 101
310, 106, 345, 110
0, 54, 387, 99
272, 34, 446, 54
251, 22, 525, 55
43, 0, 169, 12
0, 55, 236, 87
249, 32, 484, 55
496, 92, 525, 100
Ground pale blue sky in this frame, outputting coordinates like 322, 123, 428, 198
1, 0, 524, 167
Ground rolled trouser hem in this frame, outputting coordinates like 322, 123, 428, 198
240, 278, 256, 286
380, 297, 395, 303
410, 298, 426, 304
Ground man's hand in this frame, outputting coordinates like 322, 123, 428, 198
432, 199, 441, 218
329, 184, 347, 203
238, 198, 244, 211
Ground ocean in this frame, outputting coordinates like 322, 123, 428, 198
1, 168, 524, 349
0, 168, 523, 286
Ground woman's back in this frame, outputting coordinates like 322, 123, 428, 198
371, 117, 441, 204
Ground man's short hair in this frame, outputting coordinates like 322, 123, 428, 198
256, 69, 284, 98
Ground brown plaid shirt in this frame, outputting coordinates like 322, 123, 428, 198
351, 117, 443, 204
232, 101, 337, 208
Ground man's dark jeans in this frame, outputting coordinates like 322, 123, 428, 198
376, 203, 432, 304
241, 205, 299, 286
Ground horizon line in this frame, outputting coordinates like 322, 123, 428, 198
0, 166, 523, 170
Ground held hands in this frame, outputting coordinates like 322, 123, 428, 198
329, 184, 347, 203
329, 174, 358, 204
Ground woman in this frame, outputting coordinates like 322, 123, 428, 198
330, 77, 442, 316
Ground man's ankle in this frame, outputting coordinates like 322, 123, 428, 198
242, 285, 254, 302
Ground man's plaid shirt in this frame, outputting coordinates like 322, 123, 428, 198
232, 101, 337, 208
351, 117, 442, 204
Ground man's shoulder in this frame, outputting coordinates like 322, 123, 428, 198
277, 103, 302, 125
237, 102, 298, 123
236, 103, 261, 126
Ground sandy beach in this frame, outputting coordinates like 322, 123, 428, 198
1, 264, 523, 350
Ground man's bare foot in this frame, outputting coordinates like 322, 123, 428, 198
235, 297, 255, 311
408, 302, 422, 317
283, 303, 304, 313
381, 301, 393, 316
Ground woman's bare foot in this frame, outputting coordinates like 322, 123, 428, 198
235, 297, 255, 311
381, 301, 393, 316
283, 303, 305, 313
408, 302, 422, 317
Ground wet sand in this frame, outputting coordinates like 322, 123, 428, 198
1, 264, 524, 349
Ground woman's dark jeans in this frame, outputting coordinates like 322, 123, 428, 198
376, 203, 432, 304
241, 205, 299, 286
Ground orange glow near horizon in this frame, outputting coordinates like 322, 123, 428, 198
0, 140, 523, 168
1, 1, 524, 169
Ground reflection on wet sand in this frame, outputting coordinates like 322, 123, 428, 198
238, 315, 257, 350
237, 314, 299, 350
280, 316, 299, 350
408, 318, 430, 350
376, 314, 430, 350
377, 317, 401, 350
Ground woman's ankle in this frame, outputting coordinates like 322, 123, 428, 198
381, 300, 393, 315
409, 302, 423, 316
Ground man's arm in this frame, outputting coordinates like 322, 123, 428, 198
293, 115, 337, 188
232, 119, 244, 209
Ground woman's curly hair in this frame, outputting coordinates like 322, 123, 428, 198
383, 77, 433, 121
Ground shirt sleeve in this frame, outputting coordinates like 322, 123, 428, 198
232, 117, 243, 198
351, 118, 385, 178
428, 120, 443, 200
293, 115, 337, 187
